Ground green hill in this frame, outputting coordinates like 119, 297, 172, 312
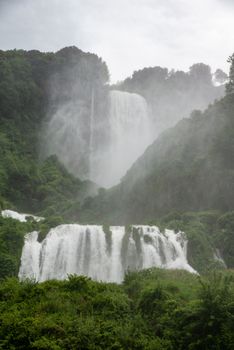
79, 55, 234, 271
0, 47, 108, 215
81, 55, 234, 223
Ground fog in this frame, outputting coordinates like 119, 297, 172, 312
1, 0, 229, 187
41, 48, 226, 188
42, 48, 153, 187
116, 63, 226, 132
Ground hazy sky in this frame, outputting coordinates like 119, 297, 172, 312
0, 0, 233, 82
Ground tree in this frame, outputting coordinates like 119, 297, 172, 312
226, 54, 234, 94
189, 63, 212, 85
214, 69, 228, 85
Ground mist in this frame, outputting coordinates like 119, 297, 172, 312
116, 63, 226, 133
42, 48, 226, 188
42, 48, 153, 187
1, 3, 234, 345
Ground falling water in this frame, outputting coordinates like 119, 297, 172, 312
89, 87, 95, 179
43, 90, 152, 188
19, 225, 196, 283
98, 90, 152, 187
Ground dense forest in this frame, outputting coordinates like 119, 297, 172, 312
0, 47, 234, 349
1, 269, 234, 349
0, 47, 108, 215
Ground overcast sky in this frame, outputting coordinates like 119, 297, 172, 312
0, 0, 233, 82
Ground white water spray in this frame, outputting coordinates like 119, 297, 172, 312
44, 90, 152, 187
19, 225, 196, 283
99, 90, 152, 187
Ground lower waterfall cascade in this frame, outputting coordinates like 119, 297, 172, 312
19, 225, 196, 283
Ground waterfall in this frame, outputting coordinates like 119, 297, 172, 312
89, 87, 95, 179
43, 90, 152, 188
43, 100, 91, 179
19, 225, 196, 283
98, 90, 152, 187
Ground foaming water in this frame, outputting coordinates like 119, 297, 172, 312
19, 225, 196, 283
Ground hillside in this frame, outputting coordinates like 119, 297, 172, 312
1, 1, 234, 348
108, 95, 234, 222
0, 50, 234, 350
0, 48, 234, 276
113, 63, 226, 133
78, 56, 234, 270
0, 47, 108, 215
81, 55, 234, 222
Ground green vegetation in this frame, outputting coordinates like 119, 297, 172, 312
81, 56, 234, 229
78, 56, 234, 271
0, 269, 234, 349
154, 210, 230, 273
0, 47, 234, 348
0, 217, 29, 280
0, 209, 233, 348
0, 47, 108, 216
0, 209, 232, 281
0, 215, 71, 280
114, 63, 225, 131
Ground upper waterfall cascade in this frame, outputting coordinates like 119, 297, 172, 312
19, 225, 196, 283
102, 90, 152, 187
44, 90, 152, 188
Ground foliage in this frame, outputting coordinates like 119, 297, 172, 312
0, 47, 104, 216
0, 214, 70, 279
0, 46, 234, 348
0, 269, 234, 349
83, 76, 234, 233
226, 53, 234, 94
0, 216, 35, 279
215, 211, 234, 267
114, 63, 225, 132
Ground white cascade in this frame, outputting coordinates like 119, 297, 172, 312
44, 90, 152, 188
1, 209, 43, 222
98, 90, 152, 187
19, 225, 196, 283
